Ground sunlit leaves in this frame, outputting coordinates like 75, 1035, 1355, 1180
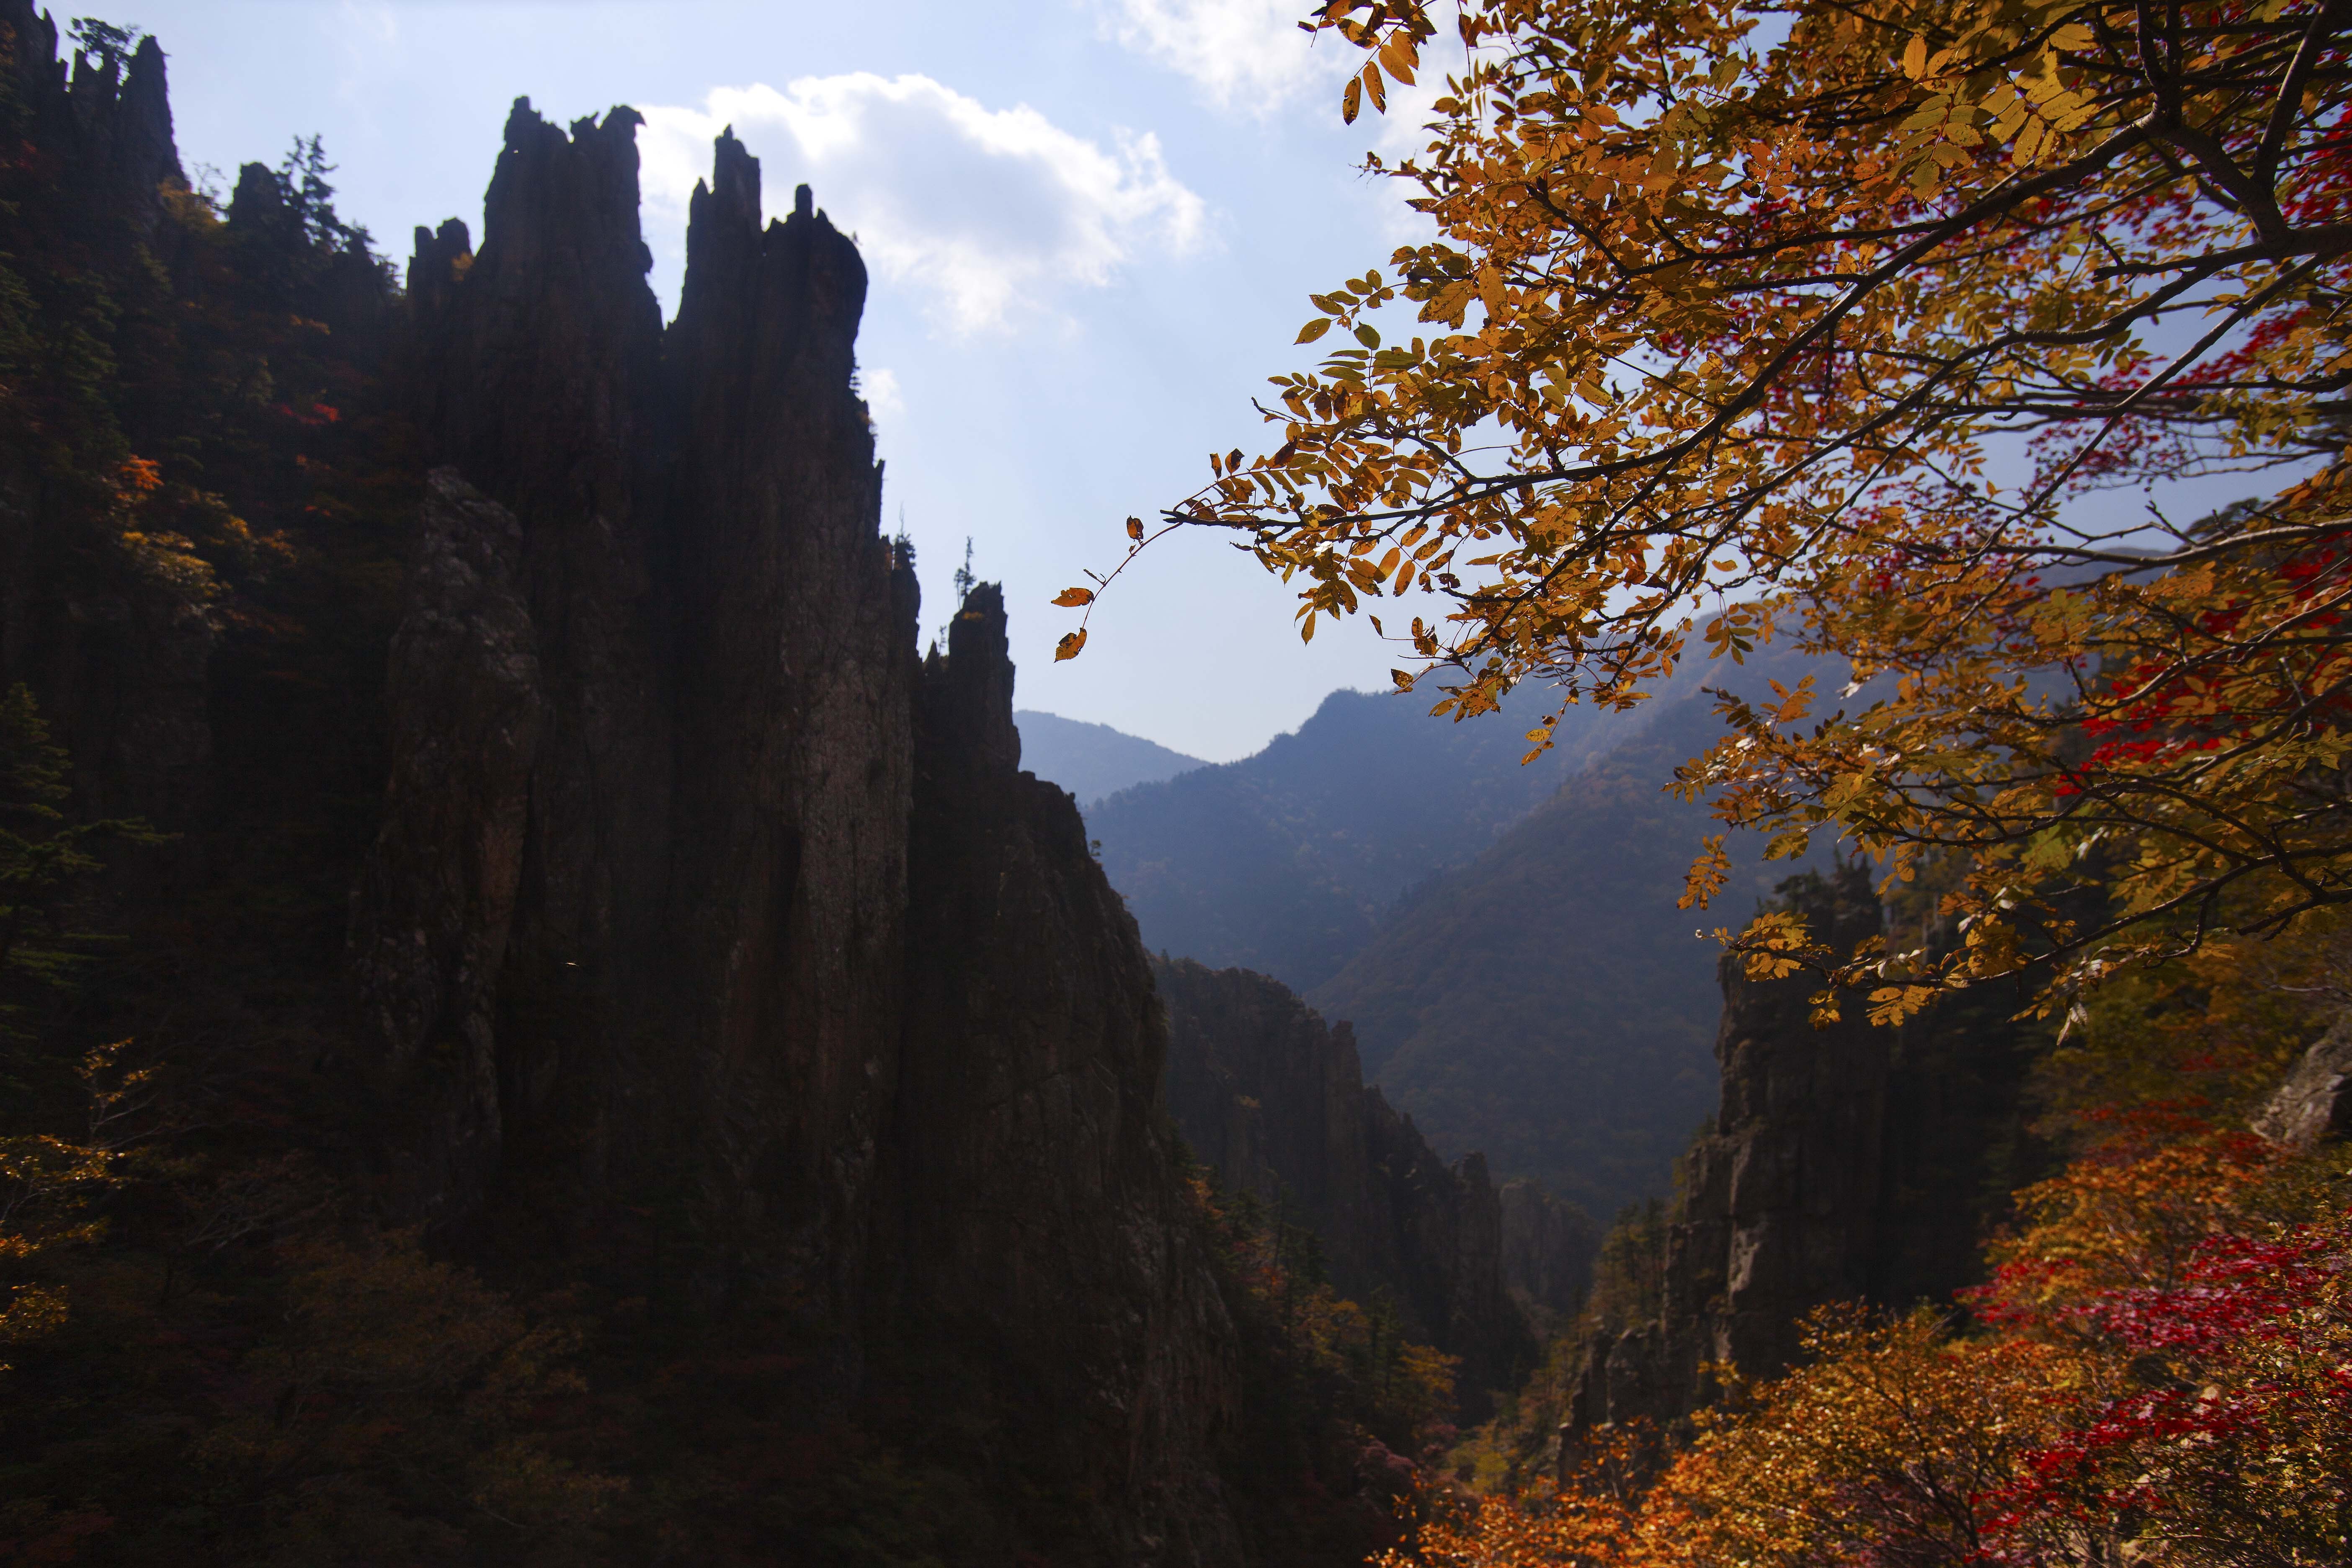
1061, 0, 2352, 1010
1380, 1115, 2352, 1568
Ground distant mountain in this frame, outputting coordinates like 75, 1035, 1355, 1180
1014, 709, 1204, 805
1309, 644, 1839, 1220
1086, 688, 1628, 994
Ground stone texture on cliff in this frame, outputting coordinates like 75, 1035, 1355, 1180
882, 588, 1240, 1564
1566, 864, 2049, 1449
1572, 865, 1887, 1437
1499, 1177, 1597, 1331
0, 2, 216, 827
348, 470, 542, 1234
2, 5, 183, 240
355, 108, 1253, 1563
1156, 956, 1539, 1413
2255, 1014, 2352, 1148
377, 107, 918, 1316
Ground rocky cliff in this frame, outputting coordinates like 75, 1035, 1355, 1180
346, 103, 1251, 1559
2255, 1012, 2352, 1148
1567, 865, 2047, 1447
0, 20, 1428, 1555
0, 5, 211, 828
1156, 956, 1541, 1415
1498, 1178, 1596, 1332
882, 589, 1241, 1558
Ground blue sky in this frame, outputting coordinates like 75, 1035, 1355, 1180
126, 0, 1454, 761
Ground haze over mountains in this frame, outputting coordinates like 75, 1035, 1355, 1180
1013, 708, 1204, 805
1044, 647, 1836, 1218
1076, 688, 1609, 992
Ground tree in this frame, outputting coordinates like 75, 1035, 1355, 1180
1375, 1128, 2351, 1568
0, 684, 161, 986
64, 17, 144, 75
1061, 0, 2352, 1017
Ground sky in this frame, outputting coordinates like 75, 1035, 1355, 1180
124, 0, 1454, 763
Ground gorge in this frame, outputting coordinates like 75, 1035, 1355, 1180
10, 8, 2343, 1566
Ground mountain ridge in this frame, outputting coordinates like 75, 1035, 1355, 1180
1311, 644, 1839, 1218
1087, 686, 1624, 993
1014, 707, 1204, 805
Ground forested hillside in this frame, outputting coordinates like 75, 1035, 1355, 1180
1312, 646, 1833, 1219
1088, 687, 1615, 992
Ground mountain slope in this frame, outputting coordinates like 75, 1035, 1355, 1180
1088, 688, 1624, 993
1014, 708, 1203, 804
1310, 645, 1837, 1219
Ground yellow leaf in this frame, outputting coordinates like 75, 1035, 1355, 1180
1054, 628, 1087, 661
1903, 35, 1928, 79
1296, 317, 1333, 344
1051, 587, 1094, 607
1125, 516, 1144, 542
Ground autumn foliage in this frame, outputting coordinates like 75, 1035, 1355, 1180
1377, 1117, 2348, 1568
1068, 0, 2352, 1014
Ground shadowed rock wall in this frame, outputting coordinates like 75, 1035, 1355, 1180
351, 105, 1247, 1562
1567, 864, 2048, 1452
1499, 1177, 1597, 1331
1568, 867, 1887, 1438
1157, 956, 1540, 1416
882, 590, 1241, 1560
0, 3, 214, 827
371, 108, 917, 1312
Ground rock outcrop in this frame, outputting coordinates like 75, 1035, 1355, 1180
2255, 1014, 2352, 1148
374, 106, 915, 1309
2, 6, 182, 239
1566, 864, 2048, 1448
348, 104, 1246, 1560
347, 471, 542, 1236
885, 591, 1240, 1560
0, 2, 217, 827
1499, 1177, 1597, 1331
1567, 866, 1886, 1438
1157, 956, 1540, 1414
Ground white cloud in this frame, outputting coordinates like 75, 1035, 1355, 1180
1100, 0, 1353, 113
639, 75, 1205, 334
860, 366, 905, 421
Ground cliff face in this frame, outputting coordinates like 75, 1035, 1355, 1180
2256, 1014, 2352, 1148
348, 105, 1245, 1560
2, 7, 180, 240
1568, 864, 2046, 1445
886, 593, 1240, 1559
1157, 956, 1540, 1413
0, 28, 1400, 1555
368, 110, 913, 1312
1499, 1178, 1596, 1331
0, 5, 214, 828
1568, 869, 1883, 1439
